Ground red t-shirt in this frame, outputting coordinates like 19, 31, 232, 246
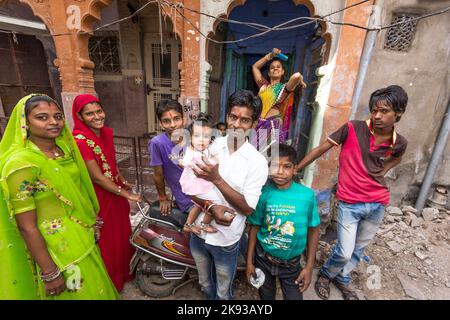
328, 120, 408, 205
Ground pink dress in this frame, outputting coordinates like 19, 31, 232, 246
179, 147, 217, 199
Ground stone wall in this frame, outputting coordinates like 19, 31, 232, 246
355, 0, 450, 205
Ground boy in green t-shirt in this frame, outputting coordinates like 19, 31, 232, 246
246, 144, 320, 300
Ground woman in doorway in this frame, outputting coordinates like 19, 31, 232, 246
0, 94, 118, 299
251, 48, 307, 149
72, 94, 141, 292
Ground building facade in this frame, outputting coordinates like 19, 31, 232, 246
0, 0, 449, 206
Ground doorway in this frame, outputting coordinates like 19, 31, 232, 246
206, 0, 327, 160
144, 35, 181, 133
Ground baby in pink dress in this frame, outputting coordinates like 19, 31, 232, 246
180, 113, 221, 234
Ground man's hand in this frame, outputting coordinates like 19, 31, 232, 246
159, 199, 172, 216
209, 204, 236, 226
246, 262, 257, 283
192, 157, 221, 184
295, 267, 313, 293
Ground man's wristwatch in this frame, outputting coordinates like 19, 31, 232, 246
159, 194, 168, 201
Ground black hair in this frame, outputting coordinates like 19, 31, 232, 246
24, 95, 62, 117
215, 122, 226, 129
269, 57, 285, 68
187, 112, 214, 136
265, 57, 286, 83
156, 99, 183, 121
369, 85, 408, 122
277, 143, 298, 165
226, 89, 262, 122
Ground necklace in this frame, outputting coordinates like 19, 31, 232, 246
43, 146, 61, 158
52, 149, 61, 157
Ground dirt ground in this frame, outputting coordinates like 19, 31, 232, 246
122, 206, 450, 300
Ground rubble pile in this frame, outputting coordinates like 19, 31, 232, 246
362, 205, 450, 299
314, 205, 450, 299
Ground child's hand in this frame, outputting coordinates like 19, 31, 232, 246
295, 267, 313, 292
246, 263, 256, 283
192, 157, 221, 184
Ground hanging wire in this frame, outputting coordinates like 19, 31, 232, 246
0, 0, 448, 44
158, 0, 450, 44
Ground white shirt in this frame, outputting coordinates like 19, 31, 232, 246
194, 136, 269, 246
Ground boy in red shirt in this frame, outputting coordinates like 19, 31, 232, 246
296, 85, 408, 300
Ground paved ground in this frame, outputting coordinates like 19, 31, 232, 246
126, 204, 346, 300
120, 267, 346, 300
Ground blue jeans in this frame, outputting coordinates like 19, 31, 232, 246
190, 234, 240, 300
320, 201, 385, 285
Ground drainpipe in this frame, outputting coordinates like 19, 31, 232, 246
349, 1, 383, 120
415, 98, 450, 214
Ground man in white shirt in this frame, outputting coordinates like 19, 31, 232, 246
191, 89, 269, 300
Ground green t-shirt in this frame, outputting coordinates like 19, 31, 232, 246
247, 181, 320, 260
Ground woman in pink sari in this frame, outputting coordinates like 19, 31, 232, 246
72, 94, 141, 292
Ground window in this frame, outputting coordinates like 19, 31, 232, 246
88, 34, 121, 73
384, 13, 419, 52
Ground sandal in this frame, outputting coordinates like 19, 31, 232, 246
332, 279, 359, 300
314, 273, 331, 300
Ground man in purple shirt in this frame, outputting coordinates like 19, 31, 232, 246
148, 99, 192, 214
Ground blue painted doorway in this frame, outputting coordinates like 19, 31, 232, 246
212, 0, 326, 162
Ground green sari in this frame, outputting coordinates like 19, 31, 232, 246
0, 95, 118, 300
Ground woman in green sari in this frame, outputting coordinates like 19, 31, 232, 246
0, 94, 118, 300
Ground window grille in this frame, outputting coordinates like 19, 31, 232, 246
384, 13, 419, 52
89, 35, 121, 73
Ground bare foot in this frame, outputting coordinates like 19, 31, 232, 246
183, 224, 192, 233
190, 225, 202, 235
201, 223, 218, 233
183, 224, 202, 235
204, 225, 218, 233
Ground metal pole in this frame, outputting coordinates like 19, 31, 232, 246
415, 99, 450, 214
349, 2, 382, 120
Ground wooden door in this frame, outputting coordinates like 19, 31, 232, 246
292, 37, 326, 165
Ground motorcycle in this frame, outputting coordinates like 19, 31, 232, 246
129, 195, 247, 298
